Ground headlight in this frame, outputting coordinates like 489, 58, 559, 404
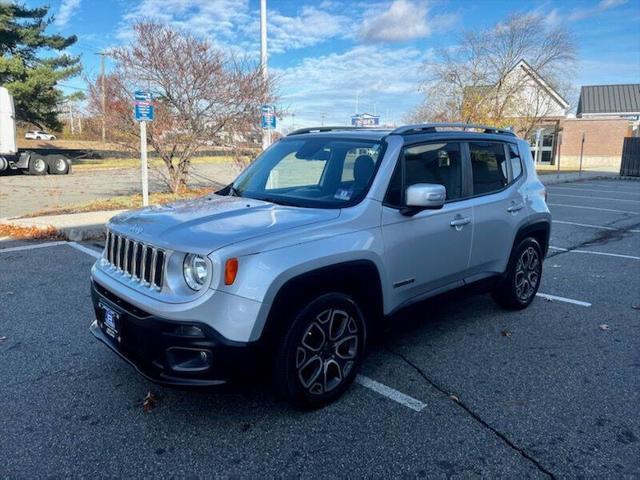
183, 254, 209, 291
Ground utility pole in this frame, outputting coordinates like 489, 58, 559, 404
68, 103, 75, 135
98, 52, 107, 144
260, 0, 270, 150
321, 112, 326, 126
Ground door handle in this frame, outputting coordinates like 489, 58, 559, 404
450, 216, 471, 228
507, 203, 524, 213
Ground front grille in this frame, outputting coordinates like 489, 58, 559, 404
104, 230, 166, 290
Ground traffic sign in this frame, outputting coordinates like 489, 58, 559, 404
134, 90, 152, 102
261, 104, 276, 129
134, 102, 154, 122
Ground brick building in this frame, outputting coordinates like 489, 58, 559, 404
534, 84, 640, 171
552, 84, 640, 170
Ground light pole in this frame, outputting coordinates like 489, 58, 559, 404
260, 0, 270, 150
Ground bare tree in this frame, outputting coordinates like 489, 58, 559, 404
408, 14, 576, 137
86, 23, 274, 192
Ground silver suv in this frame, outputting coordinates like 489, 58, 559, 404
90, 123, 551, 408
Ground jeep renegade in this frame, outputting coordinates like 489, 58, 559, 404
90, 123, 551, 408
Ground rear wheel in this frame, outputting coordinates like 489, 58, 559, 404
47, 154, 70, 175
274, 293, 366, 409
28, 154, 48, 175
492, 238, 543, 310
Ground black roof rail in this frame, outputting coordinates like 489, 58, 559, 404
287, 126, 387, 136
391, 123, 516, 137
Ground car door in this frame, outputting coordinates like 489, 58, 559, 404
466, 140, 526, 278
381, 140, 474, 307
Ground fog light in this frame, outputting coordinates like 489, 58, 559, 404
166, 347, 212, 372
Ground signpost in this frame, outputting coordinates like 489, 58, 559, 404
261, 104, 275, 146
134, 90, 154, 206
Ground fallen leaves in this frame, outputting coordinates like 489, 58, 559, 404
0, 336, 7, 342
449, 394, 460, 403
599, 324, 609, 331
500, 330, 512, 338
142, 392, 158, 413
0, 224, 61, 240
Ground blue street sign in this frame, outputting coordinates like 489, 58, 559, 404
261, 104, 276, 129
134, 90, 152, 102
134, 102, 154, 122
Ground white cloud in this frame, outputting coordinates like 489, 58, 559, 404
118, 0, 351, 54
275, 45, 433, 127
267, 6, 352, 53
118, 0, 251, 45
569, 0, 628, 21
55, 0, 82, 28
358, 0, 456, 43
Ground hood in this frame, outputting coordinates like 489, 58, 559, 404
107, 195, 341, 254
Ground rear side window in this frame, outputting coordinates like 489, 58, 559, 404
469, 142, 508, 195
508, 144, 523, 180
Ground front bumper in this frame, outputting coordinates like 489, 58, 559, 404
90, 281, 261, 387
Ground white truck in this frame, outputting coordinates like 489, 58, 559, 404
0, 86, 71, 175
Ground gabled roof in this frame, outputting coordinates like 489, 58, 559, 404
577, 84, 640, 116
512, 59, 569, 109
465, 59, 569, 111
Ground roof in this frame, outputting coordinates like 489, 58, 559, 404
463, 59, 569, 111
577, 84, 640, 116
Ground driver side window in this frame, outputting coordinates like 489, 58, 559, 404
384, 142, 463, 207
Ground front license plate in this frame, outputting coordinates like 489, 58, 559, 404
99, 302, 120, 339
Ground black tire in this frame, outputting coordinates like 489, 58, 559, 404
47, 154, 70, 175
28, 154, 48, 175
274, 292, 367, 409
492, 237, 543, 310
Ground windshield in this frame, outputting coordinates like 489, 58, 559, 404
230, 137, 384, 208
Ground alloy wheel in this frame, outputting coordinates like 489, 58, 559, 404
296, 308, 359, 395
515, 246, 541, 302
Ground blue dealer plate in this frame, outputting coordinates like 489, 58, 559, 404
99, 301, 120, 338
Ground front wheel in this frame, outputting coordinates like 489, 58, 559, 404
492, 238, 543, 310
274, 293, 367, 409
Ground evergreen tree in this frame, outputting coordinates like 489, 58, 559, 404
0, 2, 81, 130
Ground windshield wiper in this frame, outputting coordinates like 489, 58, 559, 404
261, 196, 299, 207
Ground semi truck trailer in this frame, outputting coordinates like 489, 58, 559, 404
0, 86, 71, 175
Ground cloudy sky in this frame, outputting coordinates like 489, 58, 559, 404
30, 0, 640, 129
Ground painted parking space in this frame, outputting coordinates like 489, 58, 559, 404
1, 178, 639, 477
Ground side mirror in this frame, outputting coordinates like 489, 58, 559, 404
401, 183, 446, 216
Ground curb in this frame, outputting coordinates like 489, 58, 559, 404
0, 210, 124, 242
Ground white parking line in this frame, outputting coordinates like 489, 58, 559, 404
547, 203, 640, 215
550, 193, 640, 204
549, 246, 640, 260
0, 241, 67, 253
356, 375, 427, 412
67, 242, 102, 259
579, 183, 640, 191
552, 220, 640, 233
548, 186, 640, 196
536, 293, 592, 307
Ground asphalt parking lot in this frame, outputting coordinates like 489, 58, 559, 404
1, 178, 639, 478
